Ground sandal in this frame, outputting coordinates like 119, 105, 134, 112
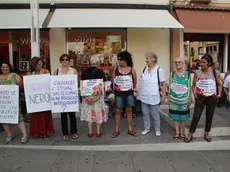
173, 134, 180, 140
72, 134, 78, 139
88, 133, 93, 137
127, 130, 137, 137
111, 131, 120, 138
41, 134, 49, 140
180, 134, 186, 140
204, 133, 212, 142
96, 133, 103, 137
62, 135, 69, 141
185, 135, 193, 143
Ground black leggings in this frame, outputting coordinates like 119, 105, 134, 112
189, 96, 217, 133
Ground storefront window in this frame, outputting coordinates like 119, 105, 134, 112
12, 30, 50, 75
67, 29, 126, 73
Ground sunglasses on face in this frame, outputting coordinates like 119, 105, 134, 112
61, 59, 69, 62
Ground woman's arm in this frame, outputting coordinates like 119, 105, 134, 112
216, 73, 222, 97
168, 72, 172, 101
44, 69, 50, 74
132, 67, 137, 88
15, 74, 23, 89
192, 72, 197, 96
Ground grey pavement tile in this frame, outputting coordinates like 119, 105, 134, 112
0, 149, 24, 172
49, 151, 81, 172
7, 149, 60, 172
199, 151, 230, 172
164, 151, 216, 172
77, 151, 96, 172
93, 151, 134, 172
131, 152, 175, 172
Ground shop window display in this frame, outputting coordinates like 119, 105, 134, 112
12, 30, 50, 75
67, 29, 126, 74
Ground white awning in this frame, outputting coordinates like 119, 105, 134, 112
48, 9, 183, 29
0, 9, 49, 29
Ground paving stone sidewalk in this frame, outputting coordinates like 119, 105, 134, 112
1, 148, 230, 172
0, 116, 179, 146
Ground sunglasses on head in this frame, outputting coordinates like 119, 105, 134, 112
61, 58, 69, 61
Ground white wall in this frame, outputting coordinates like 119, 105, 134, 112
127, 28, 170, 84
0, 0, 168, 5
49, 28, 66, 74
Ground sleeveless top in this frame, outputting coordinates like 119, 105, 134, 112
169, 71, 190, 105
58, 67, 74, 75
137, 66, 161, 105
195, 68, 216, 96
0, 73, 17, 85
113, 67, 133, 96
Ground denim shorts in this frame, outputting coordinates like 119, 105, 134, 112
115, 95, 135, 108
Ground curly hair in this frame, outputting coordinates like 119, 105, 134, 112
117, 51, 133, 67
201, 54, 214, 67
0, 61, 13, 74
30, 56, 41, 72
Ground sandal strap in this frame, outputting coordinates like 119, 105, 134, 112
112, 131, 120, 137
128, 130, 136, 136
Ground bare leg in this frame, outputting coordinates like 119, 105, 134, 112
126, 107, 133, 131
18, 122, 27, 137
115, 108, 122, 132
88, 122, 93, 134
173, 120, 180, 135
96, 123, 101, 134
179, 121, 186, 135
3, 124, 12, 136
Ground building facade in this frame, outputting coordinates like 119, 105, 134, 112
173, 0, 230, 72
0, 0, 183, 83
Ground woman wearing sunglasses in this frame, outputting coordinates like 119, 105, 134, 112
54, 54, 78, 141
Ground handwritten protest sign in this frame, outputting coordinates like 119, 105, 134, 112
80, 79, 104, 96
23, 74, 51, 113
0, 85, 19, 124
51, 75, 79, 113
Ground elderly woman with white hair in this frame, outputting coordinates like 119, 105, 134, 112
168, 57, 191, 140
80, 55, 107, 138
137, 52, 166, 137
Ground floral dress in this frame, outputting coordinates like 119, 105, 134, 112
0, 73, 24, 122
81, 94, 107, 124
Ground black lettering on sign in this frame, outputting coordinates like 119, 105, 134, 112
29, 93, 50, 104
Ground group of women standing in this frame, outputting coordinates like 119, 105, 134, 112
168, 54, 221, 142
0, 50, 221, 143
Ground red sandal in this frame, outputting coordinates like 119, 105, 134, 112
96, 133, 103, 137
88, 133, 93, 137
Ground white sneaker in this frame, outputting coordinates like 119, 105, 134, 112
155, 131, 161, 137
141, 129, 150, 135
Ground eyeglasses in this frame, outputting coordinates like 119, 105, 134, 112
175, 61, 182, 64
61, 59, 69, 62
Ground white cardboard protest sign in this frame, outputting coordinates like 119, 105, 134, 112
80, 79, 104, 96
50, 75, 79, 113
23, 74, 51, 113
0, 85, 19, 124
